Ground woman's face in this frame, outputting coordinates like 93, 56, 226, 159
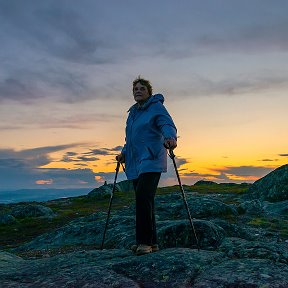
133, 82, 150, 103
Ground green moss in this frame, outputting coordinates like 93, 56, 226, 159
248, 217, 288, 237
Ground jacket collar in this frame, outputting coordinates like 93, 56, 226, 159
128, 94, 164, 112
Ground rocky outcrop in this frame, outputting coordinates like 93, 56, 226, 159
0, 214, 16, 225
10, 204, 56, 219
194, 180, 218, 186
116, 179, 134, 192
88, 182, 115, 198
88, 180, 134, 199
156, 193, 238, 220
1, 164, 288, 287
249, 164, 288, 201
0, 204, 56, 224
1, 246, 288, 287
11, 193, 240, 253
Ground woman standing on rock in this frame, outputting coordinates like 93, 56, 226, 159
116, 76, 177, 255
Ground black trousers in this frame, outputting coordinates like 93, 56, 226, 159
133, 172, 161, 246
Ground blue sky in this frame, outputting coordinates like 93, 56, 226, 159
0, 0, 288, 190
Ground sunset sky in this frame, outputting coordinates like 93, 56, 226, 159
0, 0, 287, 190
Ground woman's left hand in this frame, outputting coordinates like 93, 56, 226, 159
164, 138, 177, 150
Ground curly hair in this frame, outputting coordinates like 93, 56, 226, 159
132, 76, 153, 96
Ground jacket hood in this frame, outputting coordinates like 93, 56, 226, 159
128, 94, 164, 112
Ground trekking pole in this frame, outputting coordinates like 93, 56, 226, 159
101, 161, 121, 250
168, 148, 200, 251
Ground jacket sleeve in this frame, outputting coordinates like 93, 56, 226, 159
155, 104, 177, 140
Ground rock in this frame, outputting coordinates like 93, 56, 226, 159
0, 214, 16, 225
219, 237, 288, 264
262, 200, 288, 216
237, 199, 265, 215
11, 212, 135, 252
0, 249, 225, 287
111, 248, 224, 287
12, 214, 226, 252
88, 183, 115, 198
156, 193, 238, 220
158, 219, 225, 249
249, 164, 288, 202
193, 258, 288, 287
2, 248, 288, 287
116, 180, 134, 192
10, 204, 56, 219
88, 180, 134, 199
3, 174, 288, 286
212, 219, 253, 240
0, 252, 24, 278
194, 180, 218, 186
0, 250, 139, 288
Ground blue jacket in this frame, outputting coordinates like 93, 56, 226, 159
122, 94, 177, 180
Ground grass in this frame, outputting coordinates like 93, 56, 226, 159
0, 183, 250, 249
0, 190, 136, 249
248, 217, 288, 238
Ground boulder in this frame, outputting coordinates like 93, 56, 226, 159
88, 183, 115, 199
156, 193, 238, 220
10, 204, 56, 219
237, 199, 265, 215
249, 164, 288, 202
158, 219, 225, 249
0, 214, 16, 225
116, 180, 134, 192
88, 180, 134, 199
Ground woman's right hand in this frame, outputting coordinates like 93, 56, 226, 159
116, 153, 125, 163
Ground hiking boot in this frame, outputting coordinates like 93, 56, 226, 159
135, 244, 152, 256
131, 244, 159, 253
131, 244, 138, 253
151, 244, 159, 252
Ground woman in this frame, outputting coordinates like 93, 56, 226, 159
116, 76, 177, 255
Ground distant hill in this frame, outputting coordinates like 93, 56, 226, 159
0, 188, 93, 204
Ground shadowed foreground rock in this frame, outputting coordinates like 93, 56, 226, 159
1, 248, 288, 287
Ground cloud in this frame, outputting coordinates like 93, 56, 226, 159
259, 159, 279, 162
279, 154, 288, 157
172, 165, 276, 185
94, 171, 127, 184
215, 166, 275, 177
167, 73, 288, 99
0, 69, 92, 103
0, 77, 38, 102
0, 0, 113, 65
159, 157, 271, 186
0, 144, 102, 189
35, 168, 97, 188
0, 144, 126, 189
1, 0, 288, 104
62, 154, 99, 163
0, 110, 122, 130
0, 145, 76, 169
87, 146, 124, 156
